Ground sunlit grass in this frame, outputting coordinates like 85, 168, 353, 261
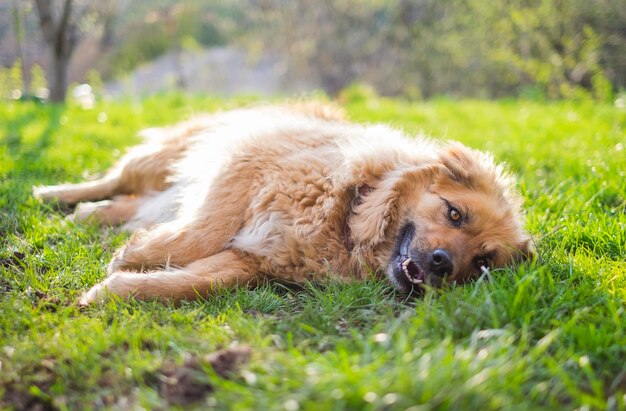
1, 95, 624, 410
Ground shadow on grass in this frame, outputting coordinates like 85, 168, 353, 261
2, 103, 65, 169
0, 103, 65, 238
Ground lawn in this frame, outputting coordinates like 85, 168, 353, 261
1, 94, 624, 410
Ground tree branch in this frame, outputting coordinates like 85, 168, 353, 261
33, 0, 56, 43
57, 0, 73, 49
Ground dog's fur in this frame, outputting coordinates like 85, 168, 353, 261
33, 103, 533, 304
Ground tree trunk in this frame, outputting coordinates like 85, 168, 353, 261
13, 0, 31, 96
34, 0, 76, 103
50, 53, 70, 102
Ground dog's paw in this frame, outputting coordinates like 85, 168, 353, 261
32, 184, 79, 204
108, 247, 129, 274
78, 282, 109, 306
79, 273, 140, 305
108, 232, 153, 274
107, 244, 143, 274
32, 185, 57, 202
68, 200, 112, 223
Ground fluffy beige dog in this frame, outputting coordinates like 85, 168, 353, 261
34, 103, 533, 304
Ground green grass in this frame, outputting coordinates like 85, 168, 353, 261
1, 94, 625, 410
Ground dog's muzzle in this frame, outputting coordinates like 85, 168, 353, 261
387, 223, 455, 292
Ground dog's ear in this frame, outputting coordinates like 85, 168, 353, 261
438, 142, 521, 213
438, 142, 486, 186
350, 164, 440, 247
437, 142, 507, 193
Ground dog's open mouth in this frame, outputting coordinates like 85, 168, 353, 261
388, 223, 427, 291
398, 225, 425, 284
401, 256, 425, 284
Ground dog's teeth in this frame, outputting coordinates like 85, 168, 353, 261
401, 258, 411, 278
401, 257, 424, 284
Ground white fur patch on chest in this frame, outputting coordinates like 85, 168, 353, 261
231, 211, 284, 257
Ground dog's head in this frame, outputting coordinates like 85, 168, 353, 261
351, 142, 533, 293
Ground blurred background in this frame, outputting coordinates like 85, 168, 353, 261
1, 0, 624, 103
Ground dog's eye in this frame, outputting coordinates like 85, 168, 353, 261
475, 258, 490, 272
448, 207, 462, 226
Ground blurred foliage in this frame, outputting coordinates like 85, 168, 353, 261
337, 82, 380, 104
102, 2, 238, 78
86, 69, 104, 95
3, 0, 624, 99
30, 64, 47, 93
242, 0, 625, 99
0, 60, 24, 99
0, 61, 48, 101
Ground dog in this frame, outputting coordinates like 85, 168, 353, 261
33, 103, 533, 305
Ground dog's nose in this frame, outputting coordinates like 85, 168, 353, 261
431, 249, 453, 277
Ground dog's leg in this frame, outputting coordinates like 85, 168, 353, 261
79, 250, 260, 305
108, 171, 258, 273
69, 195, 141, 226
33, 175, 122, 205
107, 220, 231, 273
34, 136, 187, 205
